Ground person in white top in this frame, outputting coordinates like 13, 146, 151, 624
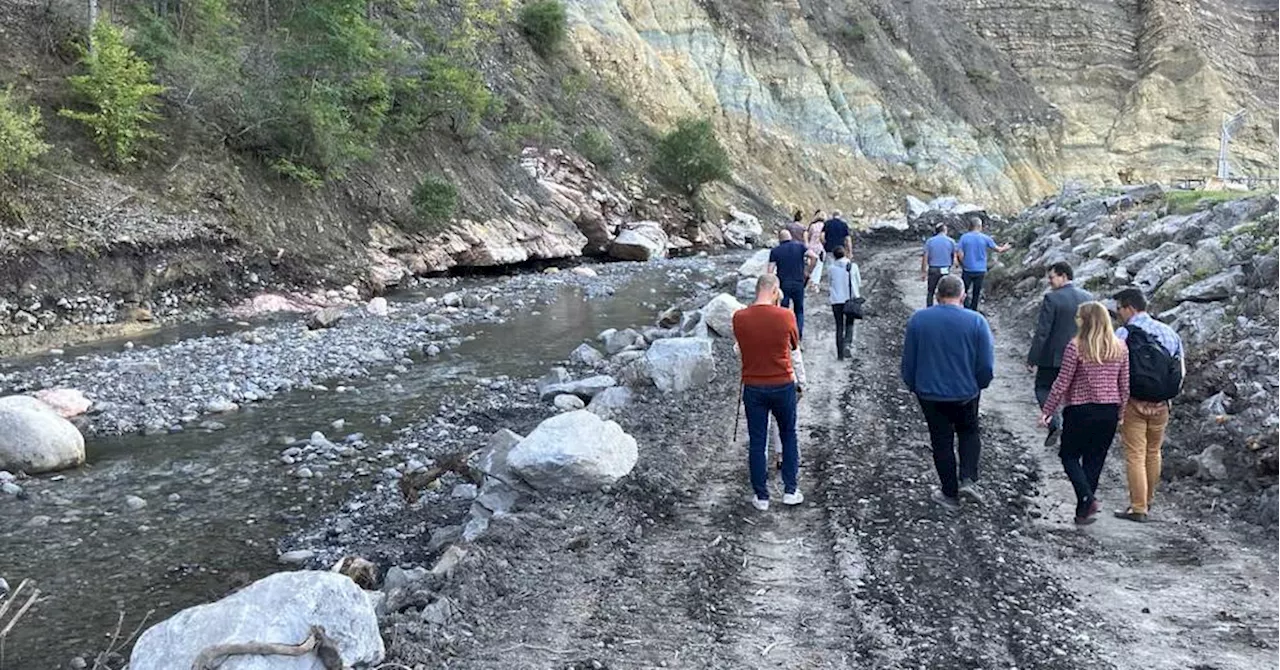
826, 247, 862, 360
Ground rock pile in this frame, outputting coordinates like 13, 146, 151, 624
990, 186, 1279, 525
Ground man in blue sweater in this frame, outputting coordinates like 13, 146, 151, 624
901, 275, 995, 510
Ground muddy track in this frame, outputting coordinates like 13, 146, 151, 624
396, 244, 1276, 669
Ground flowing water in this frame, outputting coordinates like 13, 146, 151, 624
0, 256, 735, 668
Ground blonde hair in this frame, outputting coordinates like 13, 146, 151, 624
1074, 302, 1124, 363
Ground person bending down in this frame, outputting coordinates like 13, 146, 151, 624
1039, 302, 1129, 525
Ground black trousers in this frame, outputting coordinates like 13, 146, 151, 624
830, 305, 855, 358
918, 396, 982, 498
1059, 403, 1119, 518
925, 268, 948, 307
1034, 366, 1062, 432
962, 270, 986, 310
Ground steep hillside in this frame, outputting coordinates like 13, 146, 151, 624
0, 0, 1274, 346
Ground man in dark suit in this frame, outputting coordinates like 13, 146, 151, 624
1026, 262, 1092, 446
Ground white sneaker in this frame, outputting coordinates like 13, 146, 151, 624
751, 497, 770, 511
782, 490, 804, 506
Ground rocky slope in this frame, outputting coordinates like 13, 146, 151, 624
987, 187, 1279, 526
0, 0, 1274, 349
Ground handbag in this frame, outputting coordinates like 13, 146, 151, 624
841, 263, 865, 318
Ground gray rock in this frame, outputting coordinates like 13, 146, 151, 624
1072, 258, 1113, 285
538, 375, 618, 401
1175, 267, 1244, 303
553, 394, 586, 411
295, 467, 314, 479
535, 367, 573, 398
701, 293, 746, 337
306, 306, 345, 330
603, 328, 645, 355
1, 482, 21, 496
1132, 242, 1191, 294
451, 483, 478, 500
365, 296, 389, 316
1200, 391, 1230, 417
646, 337, 716, 393
656, 307, 682, 328
737, 249, 771, 278
0, 396, 86, 474
203, 397, 239, 413
569, 343, 605, 367
905, 194, 930, 220
586, 386, 633, 421
279, 549, 314, 565
462, 504, 492, 541
736, 277, 757, 301
507, 410, 638, 492
0, 470, 13, 482
421, 597, 458, 626
1193, 444, 1228, 481
608, 222, 668, 261
129, 571, 384, 670
1249, 254, 1279, 289
125, 495, 147, 511
383, 566, 428, 592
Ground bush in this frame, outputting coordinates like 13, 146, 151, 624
411, 175, 459, 230
392, 56, 495, 136
0, 87, 50, 175
574, 129, 614, 169
653, 118, 731, 196
519, 0, 567, 56
59, 20, 165, 166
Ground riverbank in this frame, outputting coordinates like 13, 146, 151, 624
0, 253, 741, 667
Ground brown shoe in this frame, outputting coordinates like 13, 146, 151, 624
1113, 509, 1148, 523
1074, 515, 1096, 526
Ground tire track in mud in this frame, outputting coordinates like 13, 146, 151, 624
816, 251, 1113, 669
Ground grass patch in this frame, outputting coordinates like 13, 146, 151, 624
1163, 190, 1265, 215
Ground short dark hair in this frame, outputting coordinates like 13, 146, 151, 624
936, 274, 964, 300
833, 246, 846, 259
1049, 262, 1074, 280
968, 218, 982, 231
934, 222, 946, 234
1113, 287, 1148, 312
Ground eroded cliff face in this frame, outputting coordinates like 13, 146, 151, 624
566, 0, 1278, 213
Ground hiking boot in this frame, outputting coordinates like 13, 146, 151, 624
1073, 515, 1096, 526
1044, 426, 1061, 447
1114, 509, 1147, 523
957, 479, 985, 506
930, 489, 961, 512
782, 490, 804, 506
751, 497, 770, 512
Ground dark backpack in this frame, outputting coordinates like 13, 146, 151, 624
1126, 325, 1182, 402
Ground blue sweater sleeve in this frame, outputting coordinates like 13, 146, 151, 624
901, 317, 917, 392
975, 316, 995, 389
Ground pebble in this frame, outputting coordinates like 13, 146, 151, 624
26, 515, 50, 527
68, 658, 87, 670
125, 495, 147, 511
168, 493, 182, 503
295, 467, 314, 479
377, 415, 392, 425
279, 549, 315, 565
331, 419, 346, 430
2, 482, 23, 496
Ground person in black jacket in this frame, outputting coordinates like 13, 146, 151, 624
1026, 262, 1093, 446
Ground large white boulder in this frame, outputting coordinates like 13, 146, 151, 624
736, 249, 771, 278
646, 338, 716, 393
507, 410, 638, 491
608, 222, 668, 261
701, 293, 746, 337
723, 209, 764, 248
129, 571, 384, 670
0, 396, 86, 474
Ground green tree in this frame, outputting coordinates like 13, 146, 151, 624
59, 19, 165, 166
653, 118, 731, 196
411, 175, 459, 231
392, 56, 495, 136
0, 87, 50, 175
518, 0, 567, 56
573, 128, 614, 169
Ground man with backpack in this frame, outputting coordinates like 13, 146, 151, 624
1112, 288, 1185, 523
1026, 262, 1092, 446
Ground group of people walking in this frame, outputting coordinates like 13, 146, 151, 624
732, 215, 1186, 524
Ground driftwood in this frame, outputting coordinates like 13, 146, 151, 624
191, 625, 343, 670
397, 450, 481, 504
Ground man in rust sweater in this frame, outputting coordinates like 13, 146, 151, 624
732, 273, 804, 511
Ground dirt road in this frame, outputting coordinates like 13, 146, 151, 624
398, 245, 1277, 669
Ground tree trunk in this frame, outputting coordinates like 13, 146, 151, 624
87, 0, 98, 52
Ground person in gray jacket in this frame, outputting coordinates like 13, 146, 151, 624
1026, 262, 1093, 446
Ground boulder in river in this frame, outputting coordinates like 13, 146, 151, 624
306, 306, 345, 330
32, 389, 91, 418
507, 410, 638, 491
701, 293, 746, 337
603, 328, 645, 355
0, 395, 86, 474
646, 338, 716, 393
129, 570, 384, 670
569, 343, 605, 367
608, 222, 668, 261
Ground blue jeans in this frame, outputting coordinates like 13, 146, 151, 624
779, 281, 805, 339
744, 383, 799, 500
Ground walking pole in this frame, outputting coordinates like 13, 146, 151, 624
732, 383, 743, 445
